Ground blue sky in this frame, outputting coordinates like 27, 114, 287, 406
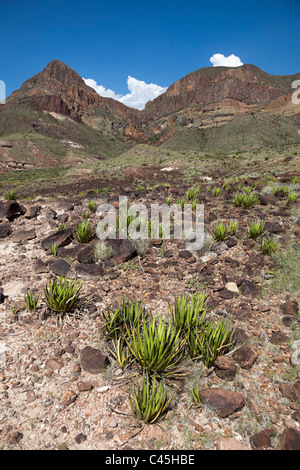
1, 0, 300, 109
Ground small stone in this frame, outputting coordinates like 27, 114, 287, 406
80, 346, 109, 374
61, 390, 77, 406
109, 419, 118, 428
199, 388, 245, 418
45, 358, 64, 371
225, 282, 239, 293
58, 444, 69, 450
75, 433, 87, 444
77, 381, 93, 392
216, 437, 251, 450
232, 345, 258, 370
214, 356, 237, 381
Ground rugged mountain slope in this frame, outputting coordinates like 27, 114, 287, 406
0, 61, 140, 168
139, 64, 300, 150
0, 60, 300, 168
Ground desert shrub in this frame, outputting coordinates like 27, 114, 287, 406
4, 189, 17, 200
247, 220, 265, 240
170, 292, 208, 332
234, 192, 259, 209
187, 318, 234, 367
261, 237, 280, 255
126, 317, 185, 377
129, 373, 172, 424
74, 221, 94, 243
213, 221, 228, 241
93, 240, 112, 262
24, 291, 39, 312
103, 297, 146, 339
44, 275, 85, 318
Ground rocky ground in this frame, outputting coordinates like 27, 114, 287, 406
0, 167, 299, 450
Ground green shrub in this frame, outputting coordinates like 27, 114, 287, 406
24, 291, 39, 312
52, 242, 58, 256
186, 185, 201, 201
247, 220, 265, 240
288, 192, 298, 202
261, 237, 279, 255
213, 221, 228, 241
212, 187, 221, 197
87, 200, 97, 212
234, 192, 259, 209
44, 275, 85, 317
129, 373, 172, 424
4, 189, 17, 200
103, 297, 146, 339
110, 338, 133, 370
228, 220, 238, 236
170, 292, 208, 332
187, 318, 234, 368
74, 221, 94, 243
126, 317, 185, 377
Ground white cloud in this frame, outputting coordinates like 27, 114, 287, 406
83, 76, 167, 110
210, 53, 243, 67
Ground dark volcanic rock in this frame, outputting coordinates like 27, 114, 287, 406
80, 346, 109, 374
250, 428, 274, 450
12, 229, 36, 243
232, 345, 258, 369
50, 259, 71, 277
41, 228, 73, 250
25, 205, 40, 219
106, 239, 137, 265
280, 301, 299, 317
199, 387, 245, 418
75, 263, 103, 280
277, 428, 300, 450
214, 356, 237, 381
0, 222, 11, 238
0, 200, 23, 221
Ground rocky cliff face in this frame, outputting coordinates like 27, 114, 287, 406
9, 60, 139, 130
138, 64, 300, 141
1, 60, 300, 163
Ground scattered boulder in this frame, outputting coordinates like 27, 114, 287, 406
50, 259, 71, 277
80, 346, 109, 374
0, 200, 23, 221
277, 428, 300, 450
33, 259, 49, 274
25, 205, 40, 219
106, 239, 137, 265
214, 356, 237, 381
12, 229, 36, 243
240, 279, 259, 296
61, 390, 77, 406
216, 437, 251, 450
232, 345, 258, 370
0, 222, 11, 238
41, 228, 73, 251
199, 387, 245, 418
280, 301, 299, 317
75, 263, 103, 280
250, 428, 274, 450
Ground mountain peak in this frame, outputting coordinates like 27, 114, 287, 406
20, 59, 88, 91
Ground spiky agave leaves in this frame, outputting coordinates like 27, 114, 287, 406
129, 372, 172, 424
187, 318, 234, 368
44, 275, 86, 324
170, 292, 208, 333
110, 337, 134, 370
103, 297, 146, 339
126, 317, 185, 377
